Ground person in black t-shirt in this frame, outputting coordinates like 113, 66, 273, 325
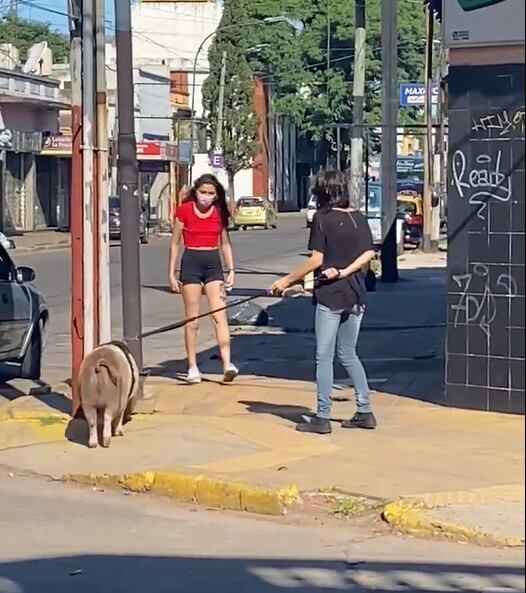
270, 170, 377, 434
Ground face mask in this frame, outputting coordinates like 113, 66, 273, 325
196, 193, 215, 208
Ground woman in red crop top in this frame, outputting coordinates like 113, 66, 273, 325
168, 174, 238, 384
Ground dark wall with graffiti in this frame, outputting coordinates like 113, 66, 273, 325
446, 63, 525, 414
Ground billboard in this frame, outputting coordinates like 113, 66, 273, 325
399, 83, 439, 107
443, 0, 525, 47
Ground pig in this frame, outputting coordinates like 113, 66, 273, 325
78, 341, 139, 448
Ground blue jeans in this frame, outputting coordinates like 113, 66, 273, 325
315, 304, 371, 419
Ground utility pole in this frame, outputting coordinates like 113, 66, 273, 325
422, 5, 438, 252
68, 0, 83, 416
213, 49, 227, 177
82, 0, 96, 355
95, 0, 111, 344
349, 0, 366, 205
380, 0, 399, 283
114, 0, 144, 382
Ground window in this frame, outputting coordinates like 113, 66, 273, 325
0, 247, 13, 282
238, 198, 263, 207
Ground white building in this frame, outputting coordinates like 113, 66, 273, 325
131, 0, 256, 198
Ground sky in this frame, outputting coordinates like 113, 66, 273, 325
5, 0, 115, 32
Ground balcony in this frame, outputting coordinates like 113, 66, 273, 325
0, 67, 69, 108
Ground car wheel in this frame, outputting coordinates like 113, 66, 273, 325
20, 318, 43, 381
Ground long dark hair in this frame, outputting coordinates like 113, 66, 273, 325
311, 169, 352, 211
184, 174, 230, 228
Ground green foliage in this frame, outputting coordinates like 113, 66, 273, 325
202, 0, 260, 192
244, 0, 430, 143
0, 14, 69, 63
203, 0, 432, 173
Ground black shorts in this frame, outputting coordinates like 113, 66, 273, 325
180, 249, 224, 285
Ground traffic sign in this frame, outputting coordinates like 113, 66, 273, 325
211, 152, 224, 169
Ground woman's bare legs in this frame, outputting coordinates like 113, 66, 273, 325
182, 283, 202, 370
204, 281, 233, 373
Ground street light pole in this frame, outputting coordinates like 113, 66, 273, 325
114, 0, 144, 381
380, 0, 399, 283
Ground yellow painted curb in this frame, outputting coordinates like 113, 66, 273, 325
63, 471, 301, 516
0, 410, 69, 424
382, 500, 525, 548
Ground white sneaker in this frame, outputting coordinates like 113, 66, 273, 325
186, 366, 201, 384
223, 363, 239, 383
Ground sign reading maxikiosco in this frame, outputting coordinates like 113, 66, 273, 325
399, 83, 439, 107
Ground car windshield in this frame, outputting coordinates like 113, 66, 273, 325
109, 196, 120, 209
239, 198, 263, 207
396, 157, 424, 182
397, 201, 417, 217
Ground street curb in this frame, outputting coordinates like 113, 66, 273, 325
382, 499, 525, 548
63, 471, 301, 516
11, 241, 70, 254
0, 410, 69, 424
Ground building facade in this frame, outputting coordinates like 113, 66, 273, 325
0, 60, 67, 234
131, 0, 299, 208
444, 0, 525, 413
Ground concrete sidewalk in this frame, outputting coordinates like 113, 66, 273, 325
0, 251, 523, 545
6, 230, 70, 253
0, 376, 523, 546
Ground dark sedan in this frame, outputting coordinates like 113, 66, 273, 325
0, 244, 48, 380
109, 195, 149, 244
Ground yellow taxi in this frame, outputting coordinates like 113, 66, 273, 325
233, 196, 277, 230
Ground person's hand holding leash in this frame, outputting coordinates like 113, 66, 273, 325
270, 275, 291, 296
322, 267, 342, 280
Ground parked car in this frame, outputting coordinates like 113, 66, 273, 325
0, 244, 48, 380
305, 195, 317, 228
233, 197, 277, 230
109, 195, 149, 244
397, 195, 423, 246
0, 232, 13, 251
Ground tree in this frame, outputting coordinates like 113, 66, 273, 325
243, 0, 431, 159
0, 14, 69, 64
202, 0, 260, 199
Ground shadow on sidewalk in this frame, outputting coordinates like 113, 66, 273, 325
148, 265, 447, 416
0, 366, 71, 415
0, 555, 523, 593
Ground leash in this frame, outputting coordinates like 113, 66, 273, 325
134, 286, 306, 342
137, 294, 259, 341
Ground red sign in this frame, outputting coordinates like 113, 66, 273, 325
136, 141, 161, 158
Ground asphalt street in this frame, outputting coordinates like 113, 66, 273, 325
9, 217, 310, 383
0, 471, 523, 593
4, 215, 446, 400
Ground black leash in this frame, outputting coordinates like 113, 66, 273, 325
137, 295, 258, 341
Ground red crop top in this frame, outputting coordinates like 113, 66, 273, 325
175, 201, 223, 248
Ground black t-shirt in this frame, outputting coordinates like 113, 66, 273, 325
308, 209, 373, 311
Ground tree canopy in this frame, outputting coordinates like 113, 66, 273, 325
203, 0, 431, 174
202, 0, 261, 197
0, 14, 69, 64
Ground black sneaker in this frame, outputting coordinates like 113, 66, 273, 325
296, 416, 332, 434
341, 412, 377, 430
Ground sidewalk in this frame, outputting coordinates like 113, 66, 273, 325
7, 230, 70, 253
0, 252, 523, 546
0, 377, 523, 545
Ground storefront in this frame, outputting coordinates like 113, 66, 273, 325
37, 134, 72, 230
